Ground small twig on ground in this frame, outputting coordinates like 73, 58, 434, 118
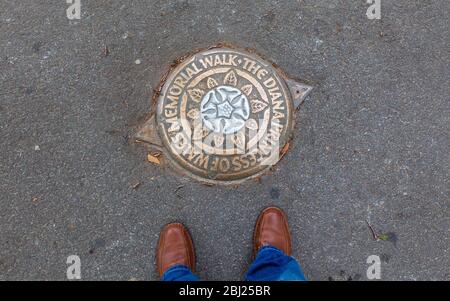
366, 220, 379, 241
103, 45, 110, 57
132, 181, 141, 189
174, 185, 184, 198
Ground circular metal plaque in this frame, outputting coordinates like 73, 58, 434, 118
155, 47, 295, 183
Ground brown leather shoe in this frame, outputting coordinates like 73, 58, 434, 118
253, 207, 292, 256
156, 223, 195, 277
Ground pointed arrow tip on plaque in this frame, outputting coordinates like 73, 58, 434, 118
135, 115, 163, 147
285, 78, 313, 109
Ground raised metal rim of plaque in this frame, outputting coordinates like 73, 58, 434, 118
136, 46, 312, 185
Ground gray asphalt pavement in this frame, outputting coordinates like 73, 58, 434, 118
0, 0, 449, 280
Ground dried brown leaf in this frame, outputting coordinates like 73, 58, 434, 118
147, 154, 161, 165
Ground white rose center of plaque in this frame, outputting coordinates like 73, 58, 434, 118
200, 85, 250, 134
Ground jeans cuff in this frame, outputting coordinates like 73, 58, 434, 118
163, 264, 191, 275
259, 245, 285, 255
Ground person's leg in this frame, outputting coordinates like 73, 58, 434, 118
246, 207, 307, 281
162, 265, 199, 281
157, 223, 199, 281
245, 246, 306, 281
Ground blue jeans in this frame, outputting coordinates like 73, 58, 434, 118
162, 246, 306, 281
